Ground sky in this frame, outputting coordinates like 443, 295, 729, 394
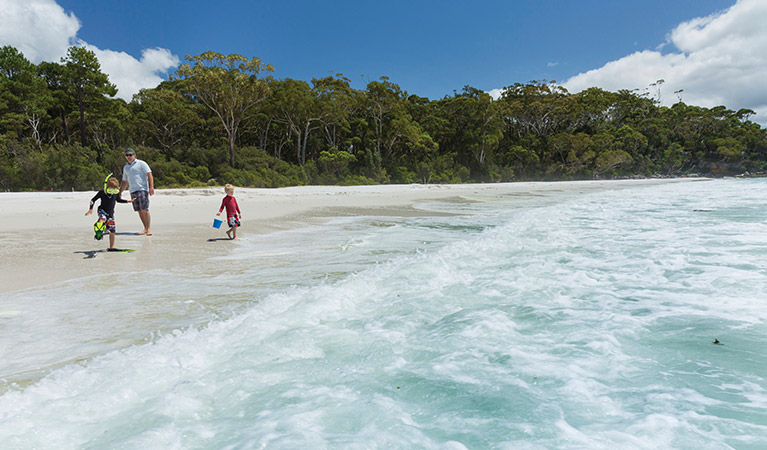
1, 0, 766, 125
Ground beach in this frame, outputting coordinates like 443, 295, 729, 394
4, 177, 767, 449
0, 179, 688, 294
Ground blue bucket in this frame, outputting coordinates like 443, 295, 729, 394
212, 217, 223, 229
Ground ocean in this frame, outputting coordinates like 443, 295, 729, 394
1, 179, 766, 449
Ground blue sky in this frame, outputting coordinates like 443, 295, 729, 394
1, 0, 766, 124
54, 0, 733, 98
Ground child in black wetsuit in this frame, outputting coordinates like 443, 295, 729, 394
85, 177, 132, 250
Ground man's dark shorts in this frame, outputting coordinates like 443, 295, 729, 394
131, 190, 150, 211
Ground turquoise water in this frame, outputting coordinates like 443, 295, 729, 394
1, 179, 767, 449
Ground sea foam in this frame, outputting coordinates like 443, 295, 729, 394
2, 179, 766, 449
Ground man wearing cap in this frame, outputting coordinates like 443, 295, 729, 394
119, 147, 154, 236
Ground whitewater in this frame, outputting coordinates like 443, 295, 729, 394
1, 179, 766, 449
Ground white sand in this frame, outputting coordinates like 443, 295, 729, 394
0, 179, 704, 293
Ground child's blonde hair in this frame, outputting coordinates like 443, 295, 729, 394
106, 177, 119, 189
224, 184, 235, 194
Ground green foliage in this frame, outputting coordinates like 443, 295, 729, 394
1, 44, 766, 192
131, 87, 201, 154
217, 147, 306, 187
150, 159, 210, 188
174, 51, 274, 167
318, 148, 356, 175
61, 46, 117, 148
339, 174, 379, 186
0, 141, 104, 191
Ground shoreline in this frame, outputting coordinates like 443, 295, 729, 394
0, 179, 706, 293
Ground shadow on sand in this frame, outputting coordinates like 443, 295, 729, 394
74, 248, 135, 259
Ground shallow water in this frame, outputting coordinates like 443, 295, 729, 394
1, 179, 766, 449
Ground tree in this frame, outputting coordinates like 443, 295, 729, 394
713, 136, 746, 161
548, 132, 594, 177
0, 46, 52, 147
174, 52, 274, 167
363, 77, 429, 172
572, 87, 620, 133
364, 77, 407, 168
499, 80, 572, 139
270, 78, 325, 165
88, 98, 132, 161
592, 131, 634, 176
38, 60, 72, 144
318, 147, 356, 175
438, 87, 503, 177
313, 74, 357, 150
131, 87, 200, 154
61, 46, 117, 147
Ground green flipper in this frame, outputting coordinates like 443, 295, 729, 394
93, 221, 106, 240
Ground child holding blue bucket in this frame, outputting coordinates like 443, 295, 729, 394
216, 184, 242, 240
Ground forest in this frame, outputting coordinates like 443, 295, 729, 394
2, 45, 766, 191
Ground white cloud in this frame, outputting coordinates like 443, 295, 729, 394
486, 88, 504, 100
0, 0, 79, 62
86, 46, 179, 101
0, 0, 179, 101
561, 0, 767, 125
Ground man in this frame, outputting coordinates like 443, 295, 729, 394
119, 147, 154, 236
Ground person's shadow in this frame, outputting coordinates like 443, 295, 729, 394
207, 238, 232, 242
74, 250, 100, 259
74, 248, 134, 258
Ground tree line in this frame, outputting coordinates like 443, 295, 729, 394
2, 45, 766, 191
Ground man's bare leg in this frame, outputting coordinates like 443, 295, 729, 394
138, 210, 152, 235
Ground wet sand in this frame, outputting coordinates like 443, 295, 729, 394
0, 179, 704, 293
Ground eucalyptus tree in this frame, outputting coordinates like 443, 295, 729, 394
131, 87, 200, 155
270, 78, 326, 165
364, 76, 406, 168
312, 74, 357, 150
497, 81, 576, 175
0, 46, 52, 147
611, 89, 656, 126
174, 52, 274, 167
548, 132, 595, 177
437, 86, 503, 177
61, 46, 117, 147
499, 81, 571, 139
363, 77, 429, 171
571, 87, 620, 134
589, 127, 644, 177
87, 97, 132, 161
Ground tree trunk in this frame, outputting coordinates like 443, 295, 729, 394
79, 88, 86, 147
229, 136, 235, 167
62, 111, 70, 143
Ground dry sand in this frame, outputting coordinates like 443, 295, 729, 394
0, 179, 704, 293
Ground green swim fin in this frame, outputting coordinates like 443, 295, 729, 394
94, 220, 106, 240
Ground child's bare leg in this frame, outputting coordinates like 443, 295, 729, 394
232, 227, 238, 240
109, 231, 115, 249
226, 227, 233, 239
